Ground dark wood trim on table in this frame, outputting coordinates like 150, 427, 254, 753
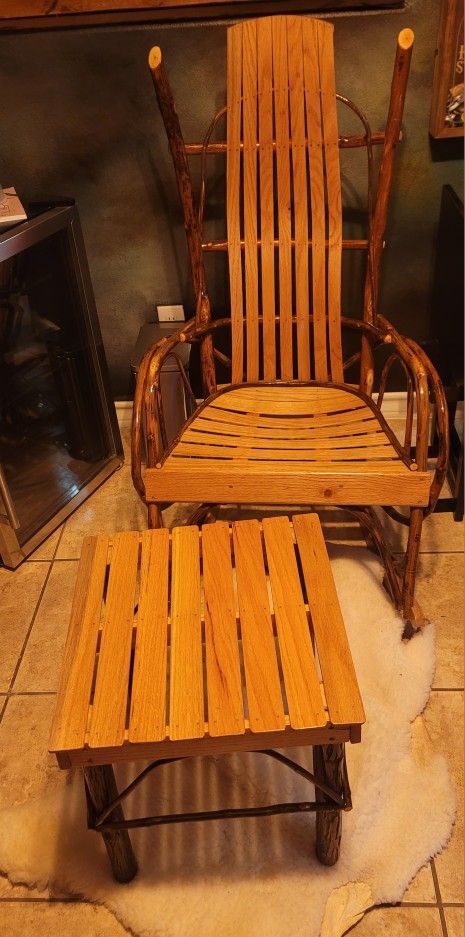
0, 1, 404, 32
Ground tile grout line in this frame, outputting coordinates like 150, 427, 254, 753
6, 691, 57, 697
0, 896, 87, 905
0, 526, 66, 727
432, 687, 464, 692
431, 858, 450, 937
399, 900, 439, 907
26, 557, 78, 563
393, 550, 464, 556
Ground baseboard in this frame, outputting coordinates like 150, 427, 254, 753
115, 401, 133, 426
374, 391, 410, 420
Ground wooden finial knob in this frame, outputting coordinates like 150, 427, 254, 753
398, 28, 414, 50
148, 47, 162, 71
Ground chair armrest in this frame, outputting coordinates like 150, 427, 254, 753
341, 314, 430, 469
131, 318, 197, 501
403, 336, 450, 514
375, 316, 430, 471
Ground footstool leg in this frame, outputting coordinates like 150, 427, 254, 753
313, 744, 346, 866
83, 765, 138, 883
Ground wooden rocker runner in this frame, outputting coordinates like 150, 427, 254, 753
49, 514, 365, 881
132, 14, 449, 633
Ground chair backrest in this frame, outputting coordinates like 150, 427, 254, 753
149, 15, 413, 395
226, 16, 343, 384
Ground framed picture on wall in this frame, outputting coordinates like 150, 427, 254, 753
430, 0, 464, 138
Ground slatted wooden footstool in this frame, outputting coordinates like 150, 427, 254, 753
49, 512, 365, 883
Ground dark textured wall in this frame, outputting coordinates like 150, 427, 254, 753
0, 0, 462, 397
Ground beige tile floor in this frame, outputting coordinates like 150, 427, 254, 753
0, 415, 463, 936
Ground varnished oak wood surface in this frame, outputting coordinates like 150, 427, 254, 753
138, 17, 447, 628
169, 526, 204, 740
225, 17, 346, 384
50, 514, 365, 768
51, 537, 109, 753
202, 522, 245, 737
88, 532, 140, 749
129, 529, 169, 743
145, 385, 430, 505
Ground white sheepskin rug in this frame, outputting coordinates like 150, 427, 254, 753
0, 546, 456, 937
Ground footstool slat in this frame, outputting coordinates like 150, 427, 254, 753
293, 513, 365, 725
129, 529, 170, 743
203, 522, 245, 738
169, 525, 204, 741
232, 520, 286, 733
88, 531, 140, 748
262, 516, 327, 729
50, 535, 109, 753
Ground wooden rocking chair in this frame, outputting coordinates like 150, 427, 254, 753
132, 15, 448, 631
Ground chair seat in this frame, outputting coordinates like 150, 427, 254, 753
145, 384, 430, 506
50, 513, 365, 769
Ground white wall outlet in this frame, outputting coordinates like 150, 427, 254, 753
157, 304, 185, 322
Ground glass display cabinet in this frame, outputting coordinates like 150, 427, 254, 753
0, 204, 123, 568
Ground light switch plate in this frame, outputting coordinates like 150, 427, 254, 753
157, 304, 185, 322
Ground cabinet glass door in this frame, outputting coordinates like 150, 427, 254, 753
0, 207, 122, 565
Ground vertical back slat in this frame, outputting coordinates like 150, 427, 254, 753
303, 18, 327, 381
169, 525, 204, 740
227, 24, 244, 383
257, 17, 276, 380
129, 529, 169, 743
243, 19, 260, 381
318, 21, 343, 382
272, 16, 293, 379
202, 522, 245, 737
88, 532, 140, 748
287, 16, 311, 381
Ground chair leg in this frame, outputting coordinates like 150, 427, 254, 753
84, 765, 138, 883
402, 507, 424, 632
313, 744, 345, 866
148, 503, 163, 528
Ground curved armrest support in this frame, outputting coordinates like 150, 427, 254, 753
403, 337, 450, 514
375, 316, 430, 470
131, 318, 197, 501
341, 315, 430, 469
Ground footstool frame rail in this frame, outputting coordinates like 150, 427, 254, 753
87, 748, 352, 835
